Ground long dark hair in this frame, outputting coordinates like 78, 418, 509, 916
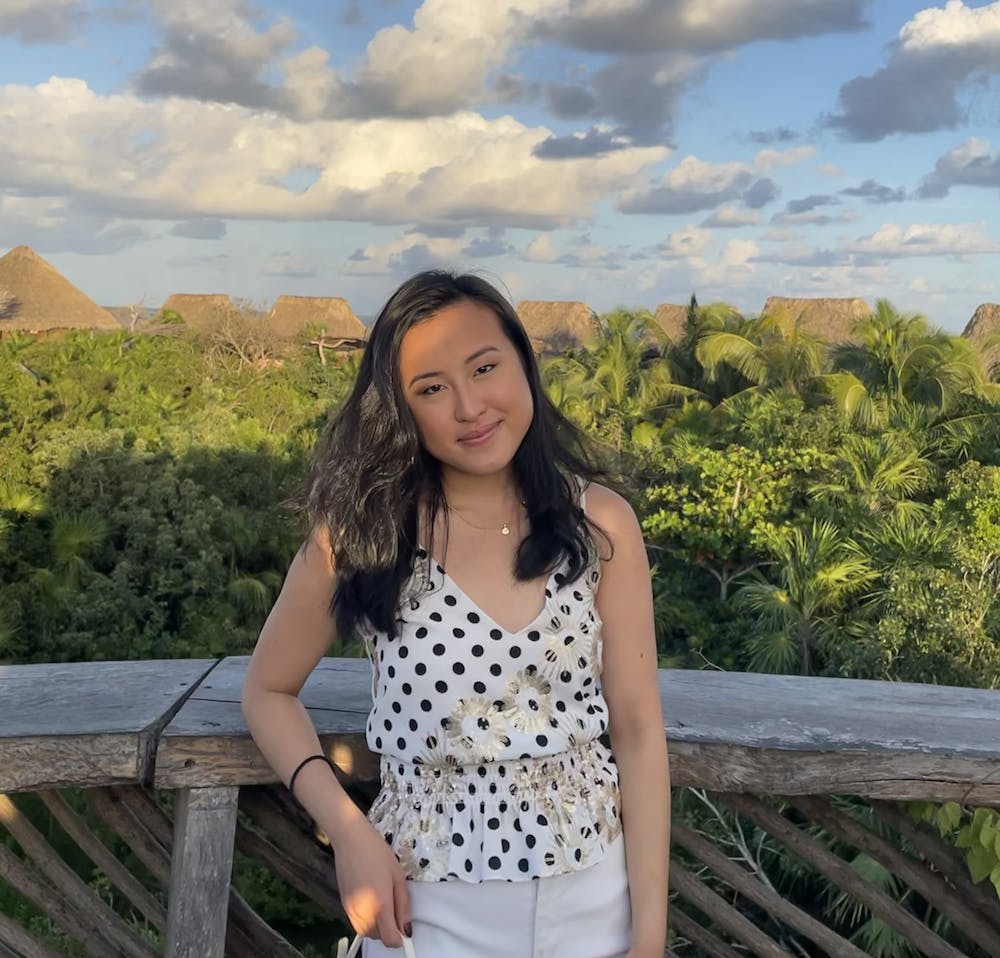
305, 270, 606, 640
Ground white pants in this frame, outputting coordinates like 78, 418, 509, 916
363, 835, 631, 958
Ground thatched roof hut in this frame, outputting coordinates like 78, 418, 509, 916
267, 295, 365, 341
0, 245, 119, 335
516, 300, 598, 354
963, 303, 1000, 371
760, 296, 872, 343
158, 293, 236, 331
653, 303, 688, 342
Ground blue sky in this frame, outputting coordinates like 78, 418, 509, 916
1, 0, 999, 330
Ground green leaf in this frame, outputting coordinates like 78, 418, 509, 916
967, 843, 996, 884
980, 822, 997, 851
935, 801, 962, 834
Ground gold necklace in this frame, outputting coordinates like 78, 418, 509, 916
448, 499, 526, 536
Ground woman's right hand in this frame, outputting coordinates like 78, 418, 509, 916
333, 818, 412, 948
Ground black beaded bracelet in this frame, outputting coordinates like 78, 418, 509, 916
288, 753, 335, 798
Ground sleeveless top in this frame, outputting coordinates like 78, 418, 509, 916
362, 523, 622, 883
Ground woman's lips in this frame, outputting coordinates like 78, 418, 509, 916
458, 422, 500, 446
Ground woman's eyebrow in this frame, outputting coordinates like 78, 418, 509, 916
407, 345, 501, 388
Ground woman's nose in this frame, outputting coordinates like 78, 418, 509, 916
453, 384, 485, 421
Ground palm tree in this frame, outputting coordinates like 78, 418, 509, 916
696, 306, 829, 401
544, 309, 700, 457
664, 296, 746, 404
737, 520, 876, 675
830, 300, 991, 416
853, 510, 955, 572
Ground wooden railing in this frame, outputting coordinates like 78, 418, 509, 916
1, 658, 998, 957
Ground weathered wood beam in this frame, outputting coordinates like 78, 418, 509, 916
722, 793, 968, 958
669, 909, 743, 958
672, 821, 868, 957
0, 794, 155, 958
85, 787, 171, 887
164, 786, 239, 958
669, 741, 1000, 804
0, 660, 216, 793
153, 658, 1000, 806
237, 786, 344, 912
108, 785, 174, 850
670, 863, 793, 958
789, 795, 1000, 958
234, 817, 343, 916
37, 790, 166, 932
0, 841, 116, 958
0, 910, 64, 958
88, 784, 303, 957
227, 886, 305, 958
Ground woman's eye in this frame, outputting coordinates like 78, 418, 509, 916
475, 363, 497, 376
420, 383, 444, 396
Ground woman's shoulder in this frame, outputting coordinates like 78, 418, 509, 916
579, 481, 644, 566
580, 480, 637, 529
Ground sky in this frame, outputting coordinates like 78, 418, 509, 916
1, 0, 999, 330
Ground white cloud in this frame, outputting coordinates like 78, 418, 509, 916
918, 137, 1000, 198
662, 225, 714, 259
899, 0, 1000, 51
828, 0, 1000, 140
524, 235, 559, 262
619, 155, 770, 213
136, 0, 297, 109
133, 0, 571, 120
701, 205, 759, 228
0, 78, 666, 230
847, 221, 1000, 258
753, 145, 817, 171
262, 252, 318, 277
343, 232, 467, 276
355, 0, 567, 115
721, 238, 758, 267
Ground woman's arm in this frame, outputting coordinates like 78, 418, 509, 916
241, 526, 411, 947
588, 484, 671, 958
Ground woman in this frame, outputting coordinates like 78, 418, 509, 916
242, 271, 670, 957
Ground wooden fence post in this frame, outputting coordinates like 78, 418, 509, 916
164, 786, 239, 958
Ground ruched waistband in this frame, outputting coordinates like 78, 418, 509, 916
369, 739, 622, 883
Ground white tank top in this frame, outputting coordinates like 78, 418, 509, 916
363, 534, 622, 883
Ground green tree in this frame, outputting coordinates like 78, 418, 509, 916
736, 520, 876, 675
828, 300, 994, 421
695, 306, 829, 400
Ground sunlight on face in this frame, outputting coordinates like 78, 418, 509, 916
398, 300, 533, 481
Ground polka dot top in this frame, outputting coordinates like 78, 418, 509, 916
363, 532, 622, 884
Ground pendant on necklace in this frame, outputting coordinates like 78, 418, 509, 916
501, 523, 511, 536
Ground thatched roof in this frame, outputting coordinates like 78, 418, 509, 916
0, 245, 119, 334
963, 303, 1000, 341
653, 303, 688, 342
159, 293, 236, 330
963, 304, 1000, 370
267, 295, 365, 340
516, 300, 598, 354
760, 296, 872, 343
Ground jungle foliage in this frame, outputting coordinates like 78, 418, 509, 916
2, 299, 999, 955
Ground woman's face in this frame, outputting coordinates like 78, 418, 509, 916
398, 299, 534, 481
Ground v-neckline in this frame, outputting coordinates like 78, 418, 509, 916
420, 550, 558, 636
